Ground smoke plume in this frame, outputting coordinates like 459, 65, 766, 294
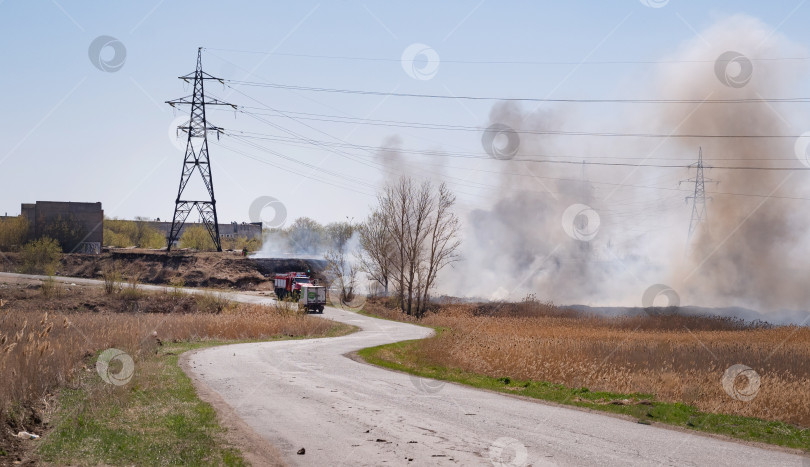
438, 15, 810, 322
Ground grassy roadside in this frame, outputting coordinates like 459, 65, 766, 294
358, 339, 810, 452
39, 326, 354, 465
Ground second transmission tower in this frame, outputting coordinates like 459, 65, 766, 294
165, 48, 235, 252
681, 147, 716, 243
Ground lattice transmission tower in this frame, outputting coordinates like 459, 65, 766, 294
680, 147, 716, 243
165, 48, 235, 251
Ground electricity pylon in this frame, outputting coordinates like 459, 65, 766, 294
165, 48, 235, 251
680, 147, 717, 243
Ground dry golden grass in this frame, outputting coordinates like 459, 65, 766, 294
0, 281, 339, 431
368, 299, 810, 427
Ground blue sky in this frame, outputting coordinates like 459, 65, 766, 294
1, 1, 809, 225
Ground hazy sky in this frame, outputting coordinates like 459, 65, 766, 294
2, 1, 810, 226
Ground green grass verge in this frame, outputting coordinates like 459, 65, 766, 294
359, 339, 810, 452
39, 324, 356, 465
38, 341, 249, 466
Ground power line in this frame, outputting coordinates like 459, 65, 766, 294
225, 86, 511, 195
223, 129, 806, 161
214, 139, 377, 197
222, 126, 689, 193
204, 47, 810, 66
229, 135, 372, 187
226, 126, 810, 171
220, 129, 810, 202
224, 80, 810, 104
210, 106, 805, 139
213, 80, 810, 203
226, 90, 399, 176
219, 134, 502, 200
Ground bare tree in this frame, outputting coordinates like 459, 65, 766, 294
371, 177, 460, 317
403, 182, 433, 315
324, 247, 358, 304
378, 179, 408, 312
416, 183, 460, 318
324, 218, 360, 304
357, 210, 394, 295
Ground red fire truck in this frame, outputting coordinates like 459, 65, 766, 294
274, 272, 312, 301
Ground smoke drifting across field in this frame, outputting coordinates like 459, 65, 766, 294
437, 15, 810, 321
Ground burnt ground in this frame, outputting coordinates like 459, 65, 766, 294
0, 249, 327, 290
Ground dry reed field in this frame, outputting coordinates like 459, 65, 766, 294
367, 299, 810, 428
0, 277, 340, 459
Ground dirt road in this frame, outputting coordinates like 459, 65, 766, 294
185, 304, 805, 466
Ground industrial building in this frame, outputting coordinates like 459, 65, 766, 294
20, 201, 104, 254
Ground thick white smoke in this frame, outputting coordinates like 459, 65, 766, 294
432, 15, 810, 322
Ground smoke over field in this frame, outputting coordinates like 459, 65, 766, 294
440, 15, 810, 321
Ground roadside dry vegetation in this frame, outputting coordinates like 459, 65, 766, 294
365, 298, 810, 429
0, 277, 347, 464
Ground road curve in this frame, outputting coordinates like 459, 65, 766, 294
186, 301, 805, 466
1, 274, 803, 466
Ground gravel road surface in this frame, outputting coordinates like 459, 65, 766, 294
185, 302, 806, 466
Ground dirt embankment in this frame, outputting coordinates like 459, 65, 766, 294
1, 249, 328, 290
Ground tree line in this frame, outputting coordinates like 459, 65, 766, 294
262, 218, 356, 256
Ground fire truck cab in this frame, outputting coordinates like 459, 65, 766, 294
274, 272, 312, 301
